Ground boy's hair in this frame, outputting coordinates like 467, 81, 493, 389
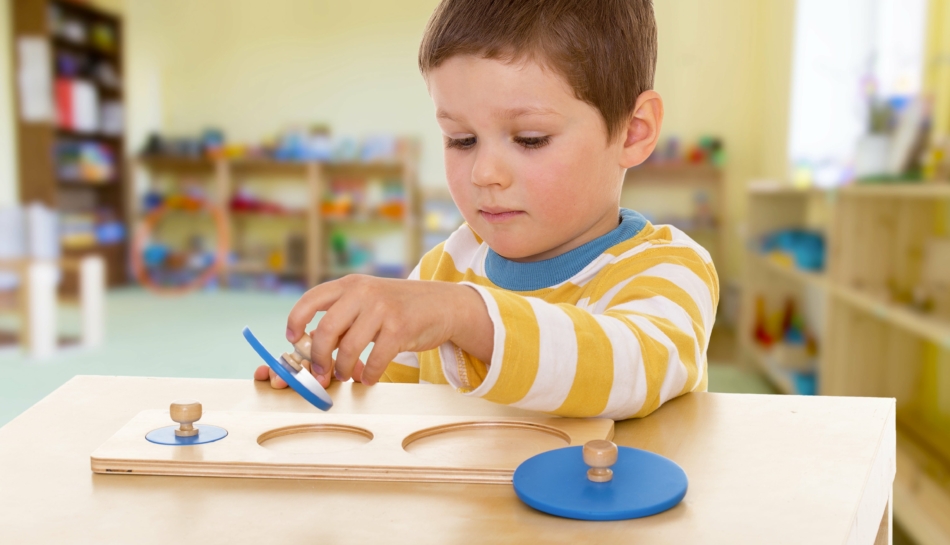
419, 0, 657, 142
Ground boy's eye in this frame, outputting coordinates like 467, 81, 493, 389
445, 136, 476, 150
513, 135, 551, 150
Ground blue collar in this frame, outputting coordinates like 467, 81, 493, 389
485, 208, 647, 291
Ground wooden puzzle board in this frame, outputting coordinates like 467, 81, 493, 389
91, 410, 614, 484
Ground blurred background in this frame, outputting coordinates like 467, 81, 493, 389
0, 0, 948, 540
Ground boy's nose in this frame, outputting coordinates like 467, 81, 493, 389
471, 149, 512, 189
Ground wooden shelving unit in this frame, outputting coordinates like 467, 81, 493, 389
10, 0, 129, 288
138, 151, 420, 289
622, 162, 725, 270
741, 181, 950, 544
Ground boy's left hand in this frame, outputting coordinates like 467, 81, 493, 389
284, 275, 492, 386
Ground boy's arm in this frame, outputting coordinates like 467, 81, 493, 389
439, 244, 718, 420
377, 263, 423, 384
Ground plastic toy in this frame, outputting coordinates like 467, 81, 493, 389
242, 327, 333, 411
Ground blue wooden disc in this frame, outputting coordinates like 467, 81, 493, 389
513, 446, 688, 521
145, 425, 228, 446
242, 326, 333, 411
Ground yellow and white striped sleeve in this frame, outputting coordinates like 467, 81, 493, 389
378, 263, 421, 383
438, 243, 718, 420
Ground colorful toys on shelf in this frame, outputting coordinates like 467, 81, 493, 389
329, 230, 374, 276
229, 188, 300, 216
55, 139, 116, 183
646, 135, 725, 166
59, 208, 125, 250
140, 127, 413, 165
753, 295, 774, 347
752, 295, 820, 395
322, 179, 406, 221
760, 229, 825, 272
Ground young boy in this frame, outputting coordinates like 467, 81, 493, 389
254, 0, 718, 420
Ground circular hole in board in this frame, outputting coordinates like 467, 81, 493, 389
257, 424, 373, 454
402, 421, 571, 469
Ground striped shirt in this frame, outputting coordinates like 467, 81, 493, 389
380, 208, 719, 420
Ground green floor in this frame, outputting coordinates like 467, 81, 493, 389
0, 289, 774, 426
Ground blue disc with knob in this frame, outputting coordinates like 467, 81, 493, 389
243, 326, 333, 411
513, 446, 688, 521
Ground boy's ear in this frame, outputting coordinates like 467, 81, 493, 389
619, 91, 664, 168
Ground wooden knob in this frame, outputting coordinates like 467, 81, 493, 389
170, 400, 202, 437
583, 440, 618, 482
282, 332, 313, 372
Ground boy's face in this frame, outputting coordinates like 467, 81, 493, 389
428, 55, 629, 262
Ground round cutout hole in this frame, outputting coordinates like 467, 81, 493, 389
258, 424, 373, 454
402, 422, 570, 469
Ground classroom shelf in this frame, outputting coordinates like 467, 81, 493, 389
754, 254, 828, 290
138, 156, 219, 174
51, 36, 119, 60
625, 163, 721, 183
747, 183, 829, 197
756, 247, 950, 346
139, 149, 421, 289
743, 180, 950, 543
747, 181, 950, 200
828, 285, 950, 349
12, 0, 129, 290
229, 261, 305, 277
230, 209, 307, 219
841, 183, 950, 200
56, 128, 123, 142
324, 217, 403, 227
894, 433, 950, 545
622, 162, 726, 267
744, 342, 797, 395
58, 178, 117, 186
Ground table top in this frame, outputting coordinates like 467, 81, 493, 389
0, 376, 894, 544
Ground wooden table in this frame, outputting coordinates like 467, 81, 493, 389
0, 376, 895, 544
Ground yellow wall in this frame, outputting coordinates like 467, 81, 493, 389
652, 0, 795, 279
124, 0, 443, 183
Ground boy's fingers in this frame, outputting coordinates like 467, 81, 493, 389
314, 371, 332, 389
352, 360, 365, 383
362, 336, 400, 386
269, 369, 288, 389
333, 314, 381, 382
254, 365, 287, 389
286, 281, 345, 342
310, 299, 361, 376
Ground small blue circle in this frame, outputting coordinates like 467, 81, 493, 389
145, 425, 229, 446
513, 446, 688, 521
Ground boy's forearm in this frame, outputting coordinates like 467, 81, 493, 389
448, 284, 495, 365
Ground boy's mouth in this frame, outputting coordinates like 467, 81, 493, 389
479, 208, 525, 223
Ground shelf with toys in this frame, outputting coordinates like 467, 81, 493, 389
622, 136, 725, 266
742, 179, 950, 540
11, 0, 129, 289
135, 127, 420, 293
